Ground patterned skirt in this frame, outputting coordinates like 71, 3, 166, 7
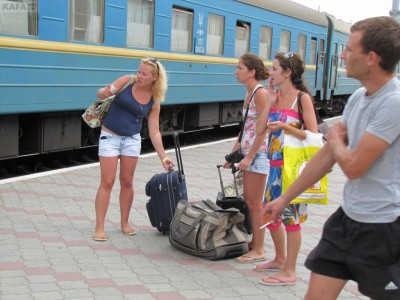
264, 164, 308, 226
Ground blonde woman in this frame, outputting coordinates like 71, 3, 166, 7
93, 57, 173, 241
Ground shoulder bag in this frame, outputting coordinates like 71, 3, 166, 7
82, 75, 136, 128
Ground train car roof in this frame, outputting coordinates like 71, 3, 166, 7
238, 0, 328, 26
325, 14, 352, 34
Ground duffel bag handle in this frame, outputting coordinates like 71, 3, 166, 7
202, 199, 240, 215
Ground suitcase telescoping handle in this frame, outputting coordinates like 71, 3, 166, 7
216, 165, 240, 199
173, 132, 185, 182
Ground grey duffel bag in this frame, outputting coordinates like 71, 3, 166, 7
169, 199, 249, 260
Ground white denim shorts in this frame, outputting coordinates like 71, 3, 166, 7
98, 130, 141, 157
247, 151, 269, 175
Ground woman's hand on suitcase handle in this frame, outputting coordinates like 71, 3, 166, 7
161, 156, 175, 170
222, 161, 232, 169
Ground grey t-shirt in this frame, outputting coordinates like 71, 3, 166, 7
341, 77, 400, 223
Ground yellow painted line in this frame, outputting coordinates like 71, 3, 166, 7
0, 36, 237, 64
0, 36, 320, 70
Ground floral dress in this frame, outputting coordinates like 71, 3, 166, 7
241, 84, 268, 156
264, 99, 308, 226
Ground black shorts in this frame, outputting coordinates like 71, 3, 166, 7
305, 207, 400, 300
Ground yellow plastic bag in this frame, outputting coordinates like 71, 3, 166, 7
282, 131, 328, 205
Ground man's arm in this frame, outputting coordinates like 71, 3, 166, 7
328, 122, 389, 179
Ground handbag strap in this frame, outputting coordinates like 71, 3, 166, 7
115, 75, 136, 97
238, 85, 264, 143
296, 91, 323, 129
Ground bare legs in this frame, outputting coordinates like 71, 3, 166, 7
94, 155, 138, 239
235, 171, 267, 262
257, 225, 287, 270
94, 156, 118, 240
258, 225, 302, 285
305, 272, 347, 300
119, 156, 138, 234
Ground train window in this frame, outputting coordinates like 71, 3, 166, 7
0, 0, 37, 36
339, 44, 344, 67
235, 21, 250, 58
69, 0, 104, 43
127, 0, 154, 48
318, 39, 325, 64
279, 30, 291, 53
332, 43, 338, 67
310, 38, 317, 65
171, 7, 193, 52
330, 43, 338, 88
298, 34, 306, 62
259, 26, 272, 61
206, 14, 224, 56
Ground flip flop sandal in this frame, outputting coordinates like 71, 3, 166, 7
92, 233, 108, 241
259, 276, 296, 286
121, 227, 137, 236
235, 255, 266, 263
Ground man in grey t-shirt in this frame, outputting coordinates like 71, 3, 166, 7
262, 16, 400, 300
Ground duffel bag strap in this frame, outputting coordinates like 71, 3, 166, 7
171, 203, 206, 238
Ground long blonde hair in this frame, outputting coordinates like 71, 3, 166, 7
141, 57, 168, 103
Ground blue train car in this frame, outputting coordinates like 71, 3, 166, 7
324, 15, 358, 113
0, 0, 359, 160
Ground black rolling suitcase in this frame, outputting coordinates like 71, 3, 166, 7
216, 165, 252, 234
145, 132, 188, 234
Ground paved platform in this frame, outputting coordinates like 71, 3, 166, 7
0, 139, 368, 300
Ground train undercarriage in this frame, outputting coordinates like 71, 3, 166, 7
0, 96, 346, 162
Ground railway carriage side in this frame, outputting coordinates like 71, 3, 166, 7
322, 15, 358, 116
237, 0, 360, 113
0, 0, 356, 162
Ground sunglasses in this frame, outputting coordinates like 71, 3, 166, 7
146, 57, 159, 75
284, 52, 294, 71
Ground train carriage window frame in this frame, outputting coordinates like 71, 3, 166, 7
171, 7, 193, 53
0, 0, 37, 36
235, 21, 250, 58
310, 38, 317, 65
339, 44, 344, 68
297, 34, 306, 63
259, 25, 272, 61
330, 43, 339, 89
318, 39, 325, 65
69, 0, 104, 44
279, 30, 291, 53
127, 0, 154, 48
206, 14, 224, 56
